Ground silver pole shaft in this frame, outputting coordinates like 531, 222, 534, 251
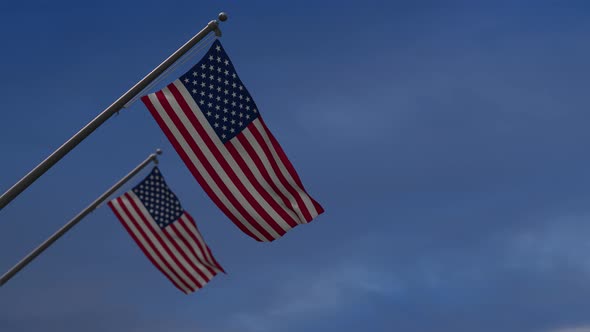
0, 13, 228, 211
0, 149, 162, 287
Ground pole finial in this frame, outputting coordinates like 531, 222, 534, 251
155, 148, 163, 155
218, 12, 228, 22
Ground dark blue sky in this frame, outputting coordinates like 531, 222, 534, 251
1, 1, 590, 331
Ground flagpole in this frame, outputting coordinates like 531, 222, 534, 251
0, 149, 162, 287
0, 12, 228, 212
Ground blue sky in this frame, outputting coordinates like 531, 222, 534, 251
1, 1, 590, 331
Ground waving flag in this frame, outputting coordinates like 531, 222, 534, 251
108, 167, 224, 294
141, 40, 324, 242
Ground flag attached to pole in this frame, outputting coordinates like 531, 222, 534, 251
108, 167, 224, 294
141, 40, 324, 242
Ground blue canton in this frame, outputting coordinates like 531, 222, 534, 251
132, 167, 184, 230
179, 40, 260, 144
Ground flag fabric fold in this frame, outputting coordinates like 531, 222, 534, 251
108, 167, 224, 294
140, 40, 324, 242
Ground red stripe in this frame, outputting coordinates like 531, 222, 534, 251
248, 122, 313, 222
158, 87, 280, 240
109, 199, 190, 293
235, 133, 303, 223
184, 213, 226, 273
141, 94, 262, 241
259, 118, 325, 217
170, 219, 216, 276
125, 193, 203, 290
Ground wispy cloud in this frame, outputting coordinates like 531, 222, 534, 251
550, 327, 590, 332
229, 261, 397, 332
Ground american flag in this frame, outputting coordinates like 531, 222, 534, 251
107, 167, 224, 294
141, 40, 324, 242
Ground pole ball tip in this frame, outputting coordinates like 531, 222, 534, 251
218, 12, 228, 22
155, 148, 163, 155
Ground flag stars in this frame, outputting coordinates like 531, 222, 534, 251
132, 169, 183, 230
179, 42, 260, 143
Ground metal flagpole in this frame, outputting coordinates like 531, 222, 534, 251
0, 149, 162, 287
0, 12, 228, 211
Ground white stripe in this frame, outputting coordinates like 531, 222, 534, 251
229, 137, 301, 224
110, 199, 191, 293
176, 216, 221, 273
240, 128, 308, 224
179, 216, 222, 272
252, 119, 320, 220
166, 221, 215, 280
147, 93, 268, 241
168, 83, 290, 234
122, 193, 202, 290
